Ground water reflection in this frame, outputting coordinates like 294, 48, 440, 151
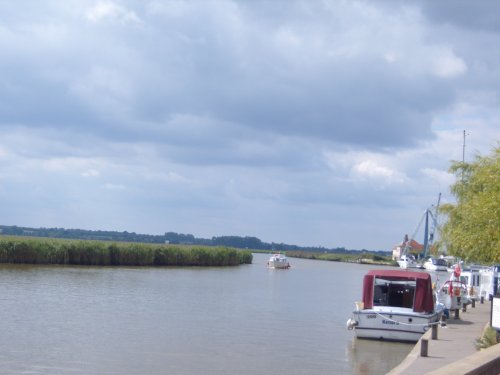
346, 338, 413, 374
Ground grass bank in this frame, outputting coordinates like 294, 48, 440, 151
0, 236, 253, 267
286, 250, 396, 266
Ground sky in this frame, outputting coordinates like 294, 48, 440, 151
1, 0, 499, 251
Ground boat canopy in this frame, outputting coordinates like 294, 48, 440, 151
362, 270, 434, 313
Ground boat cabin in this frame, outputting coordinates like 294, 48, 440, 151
479, 265, 500, 300
361, 270, 434, 313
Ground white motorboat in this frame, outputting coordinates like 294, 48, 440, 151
347, 269, 443, 342
423, 257, 448, 271
268, 253, 290, 269
397, 254, 419, 269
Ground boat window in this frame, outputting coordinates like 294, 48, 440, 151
373, 284, 388, 306
474, 274, 480, 286
373, 279, 415, 308
387, 284, 415, 308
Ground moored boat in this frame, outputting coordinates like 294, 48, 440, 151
478, 265, 500, 301
423, 257, 448, 271
460, 265, 487, 301
347, 269, 443, 342
395, 194, 441, 270
397, 254, 419, 269
437, 265, 472, 311
268, 252, 290, 269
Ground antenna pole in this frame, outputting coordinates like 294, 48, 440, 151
462, 130, 466, 164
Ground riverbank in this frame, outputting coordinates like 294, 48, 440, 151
286, 251, 396, 266
388, 300, 500, 374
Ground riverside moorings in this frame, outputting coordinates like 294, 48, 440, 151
388, 300, 500, 375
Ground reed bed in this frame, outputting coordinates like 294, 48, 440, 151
0, 236, 253, 267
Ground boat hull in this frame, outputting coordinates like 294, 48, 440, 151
397, 256, 419, 269
350, 308, 441, 342
423, 258, 448, 272
268, 260, 290, 269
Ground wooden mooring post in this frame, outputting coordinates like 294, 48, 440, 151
420, 339, 428, 357
431, 324, 438, 340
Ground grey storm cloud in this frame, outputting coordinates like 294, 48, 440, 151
0, 0, 471, 150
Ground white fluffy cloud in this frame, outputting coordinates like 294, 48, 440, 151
85, 1, 141, 24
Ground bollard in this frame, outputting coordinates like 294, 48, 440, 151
454, 309, 460, 319
420, 339, 428, 357
481, 296, 484, 304
440, 314, 447, 327
431, 324, 438, 340
472, 299, 476, 308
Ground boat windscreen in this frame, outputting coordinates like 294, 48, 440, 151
373, 279, 416, 308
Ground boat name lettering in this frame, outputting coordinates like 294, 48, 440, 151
366, 314, 377, 319
382, 319, 399, 325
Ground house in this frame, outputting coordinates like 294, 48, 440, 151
392, 235, 424, 261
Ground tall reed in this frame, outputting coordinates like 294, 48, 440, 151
0, 236, 253, 267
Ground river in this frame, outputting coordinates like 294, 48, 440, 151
0, 253, 414, 374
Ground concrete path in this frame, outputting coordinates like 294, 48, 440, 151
388, 301, 496, 375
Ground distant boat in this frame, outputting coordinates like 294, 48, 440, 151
347, 269, 444, 342
268, 253, 290, 269
397, 254, 419, 269
423, 257, 448, 271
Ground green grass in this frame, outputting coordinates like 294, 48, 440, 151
0, 236, 253, 267
286, 250, 396, 265
476, 326, 500, 349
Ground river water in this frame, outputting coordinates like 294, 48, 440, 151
0, 253, 414, 375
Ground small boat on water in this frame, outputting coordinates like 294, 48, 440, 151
347, 269, 443, 342
397, 254, 420, 269
423, 257, 448, 272
267, 252, 290, 269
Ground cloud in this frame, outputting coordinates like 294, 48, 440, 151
82, 169, 100, 178
431, 48, 467, 78
85, 1, 141, 24
0, 0, 499, 250
102, 183, 126, 190
351, 160, 407, 185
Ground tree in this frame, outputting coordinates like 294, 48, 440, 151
439, 146, 500, 263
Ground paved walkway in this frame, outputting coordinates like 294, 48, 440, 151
388, 301, 496, 375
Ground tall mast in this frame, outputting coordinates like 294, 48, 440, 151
422, 209, 429, 259
428, 192, 441, 255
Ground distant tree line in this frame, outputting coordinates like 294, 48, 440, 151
0, 225, 389, 256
